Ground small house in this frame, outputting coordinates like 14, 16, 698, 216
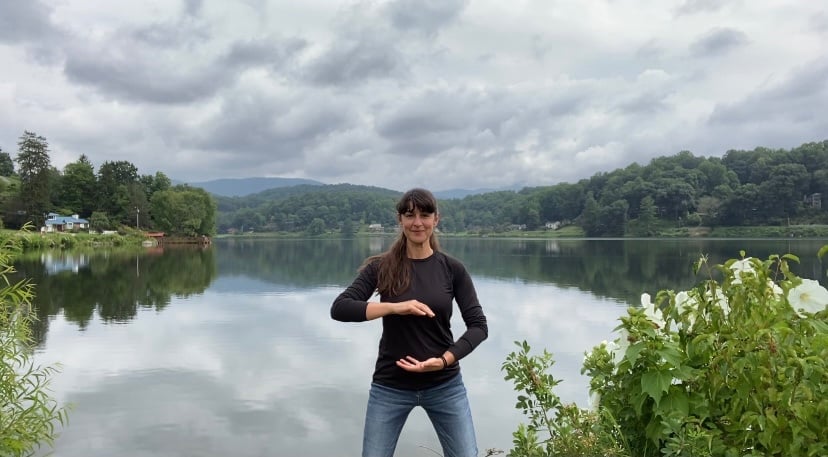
43, 213, 90, 233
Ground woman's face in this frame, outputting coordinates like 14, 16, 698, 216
398, 207, 438, 245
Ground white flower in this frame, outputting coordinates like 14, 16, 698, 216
641, 293, 665, 327
609, 329, 629, 367
674, 290, 697, 328
706, 288, 730, 316
788, 279, 828, 317
730, 258, 755, 284
604, 340, 619, 363
588, 390, 601, 411
767, 280, 783, 297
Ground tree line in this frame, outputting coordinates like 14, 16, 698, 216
0, 131, 216, 236
4, 130, 825, 238
217, 140, 828, 236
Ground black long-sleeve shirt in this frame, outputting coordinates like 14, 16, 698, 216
331, 251, 488, 390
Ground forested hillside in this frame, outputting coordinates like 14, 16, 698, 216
0, 131, 216, 236
2, 129, 826, 238
218, 140, 828, 237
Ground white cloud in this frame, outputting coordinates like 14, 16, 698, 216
0, 0, 825, 191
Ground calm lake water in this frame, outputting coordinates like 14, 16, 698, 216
20, 237, 828, 457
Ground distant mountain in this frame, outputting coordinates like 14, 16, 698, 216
434, 188, 502, 199
186, 177, 324, 197
182, 175, 515, 199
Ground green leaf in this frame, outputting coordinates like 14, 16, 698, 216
625, 341, 646, 365
658, 344, 683, 369
660, 389, 689, 417
641, 369, 672, 405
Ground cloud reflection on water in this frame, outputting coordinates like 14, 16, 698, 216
36, 273, 626, 457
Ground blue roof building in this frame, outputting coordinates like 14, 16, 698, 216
43, 212, 90, 233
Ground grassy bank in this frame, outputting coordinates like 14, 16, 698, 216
0, 229, 146, 250
658, 224, 828, 238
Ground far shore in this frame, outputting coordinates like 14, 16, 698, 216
215, 224, 828, 240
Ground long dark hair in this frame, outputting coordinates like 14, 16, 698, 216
363, 188, 441, 296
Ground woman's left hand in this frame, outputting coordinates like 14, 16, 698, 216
396, 355, 444, 372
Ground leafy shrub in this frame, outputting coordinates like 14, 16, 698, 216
505, 250, 828, 457
502, 342, 628, 457
0, 234, 68, 456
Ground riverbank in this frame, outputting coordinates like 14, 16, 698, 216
8, 223, 828, 249
215, 224, 828, 240
0, 228, 146, 250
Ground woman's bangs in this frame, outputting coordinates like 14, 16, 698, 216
397, 189, 437, 214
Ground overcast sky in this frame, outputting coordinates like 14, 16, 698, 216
1, 0, 826, 192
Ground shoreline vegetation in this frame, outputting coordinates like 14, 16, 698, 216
4, 223, 828, 252
214, 224, 828, 240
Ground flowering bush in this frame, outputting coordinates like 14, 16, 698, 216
583, 251, 828, 457
504, 250, 828, 457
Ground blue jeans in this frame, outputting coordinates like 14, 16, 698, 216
362, 373, 478, 457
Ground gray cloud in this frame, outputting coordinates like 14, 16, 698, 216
0, 0, 57, 43
0, 0, 825, 191
64, 49, 230, 104
220, 36, 307, 69
62, 23, 303, 104
188, 87, 355, 176
183, 0, 205, 17
676, 0, 731, 15
690, 27, 749, 57
303, 36, 407, 86
708, 57, 828, 126
384, 0, 468, 35
811, 12, 828, 33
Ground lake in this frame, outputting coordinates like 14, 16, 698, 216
20, 237, 827, 457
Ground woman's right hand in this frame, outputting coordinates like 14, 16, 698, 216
366, 299, 434, 320
390, 299, 435, 317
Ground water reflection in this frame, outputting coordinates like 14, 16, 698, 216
25, 238, 828, 457
15, 246, 216, 342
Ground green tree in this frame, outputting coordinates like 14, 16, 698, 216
126, 182, 149, 229
140, 171, 172, 201
150, 186, 217, 236
89, 211, 113, 231
0, 149, 14, 176
0, 233, 68, 456
14, 131, 52, 226
598, 199, 628, 237
340, 218, 355, 236
97, 160, 139, 224
307, 217, 326, 235
58, 155, 97, 216
518, 198, 541, 229
758, 163, 809, 220
653, 178, 695, 222
579, 192, 602, 237
695, 195, 722, 227
628, 196, 657, 236
720, 183, 761, 226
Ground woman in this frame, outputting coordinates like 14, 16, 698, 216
331, 188, 488, 457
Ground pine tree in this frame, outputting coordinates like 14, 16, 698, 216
15, 131, 52, 225
0, 148, 14, 176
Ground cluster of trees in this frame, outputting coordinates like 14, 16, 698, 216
216, 140, 828, 236
0, 131, 216, 236
215, 184, 401, 234
6, 130, 824, 238
554, 141, 828, 236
